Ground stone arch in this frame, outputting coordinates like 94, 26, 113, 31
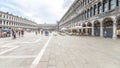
94, 20, 100, 36
82, 23, 86, 34
87, 22, 92, 27
82, 23, 86, 27
87, 22, 92, 35
102, 17, 113, 37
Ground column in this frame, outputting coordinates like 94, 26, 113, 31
81, 29, 83, 35
113, 19, 117, 39
92, 23, 94, 36
100, 22, 103, 37
85, 27, 88, 35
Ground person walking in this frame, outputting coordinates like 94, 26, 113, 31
11, 29, 16, 39
18, 31, 21, 37
41, 31, 43, 35
21, 30, 24, 37
35, 31, 37, 35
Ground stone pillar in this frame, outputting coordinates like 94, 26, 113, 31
85, 27, 88, 35
100, 22, 103, 37
92, 23, 94, 36
81, 29, 83, 35
113, 19, 117, 39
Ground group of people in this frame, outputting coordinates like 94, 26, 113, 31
11, 29, 24, 39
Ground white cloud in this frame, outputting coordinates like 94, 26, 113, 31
0, 0, 74, 24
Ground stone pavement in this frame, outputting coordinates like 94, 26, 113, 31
38, 35, 120, 68
0, 32, 120, 68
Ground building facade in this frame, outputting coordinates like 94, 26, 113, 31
0, 11, 38, 31
59, 0, 120, 38
38, 24, 57, 32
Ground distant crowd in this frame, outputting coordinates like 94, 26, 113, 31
0, 29, 24, 39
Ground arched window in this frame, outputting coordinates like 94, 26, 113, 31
94, 5, 97, 15
109, 0, 115, 10
85, 0, 87, 5
90, 7, 93, 17
87, 9, 90, 18
103, 0, 108, 12
88, 0, 89, 3
85, 11, 87, 19
0, 20, 2, 24
81, 2, 83, 7
117, 0, 120, 6
83, 0, 84, 6
98, 2, 102, 14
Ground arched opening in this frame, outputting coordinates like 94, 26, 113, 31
87, 22, 92, 35
82, 23, 86, 35
78, 24, 82, 35
94, 21, 100, 36
72, 29, 77, 34
116, 16, 120, 38
103, 18, 113, 38
87, 9, 90, 18
90, 7, 93, 17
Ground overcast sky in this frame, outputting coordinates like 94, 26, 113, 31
0, 0, 74, 24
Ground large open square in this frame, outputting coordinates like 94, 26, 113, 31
1, 0, 120, 68
0, 32, 120, 68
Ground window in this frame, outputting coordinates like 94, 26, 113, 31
98, 2, 102, 14
103, 0, 108, 12
83, 0, 84, 6
90, 7, 93, 17
3, 21, 5, 25
117, 0, 120, 6
87, 9, 90, 18
0, 14, 2, 17
85, 11, 87, 19
109, 0, 115, 10
88, 0, 89, 3
85, 0, 87, 5
3, 15, 5, 18
6, 16, 8, 19
94, 5, 97, 15
81, 2, 83, 7
0, 20, 2, 24
6, 22, 8, 25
